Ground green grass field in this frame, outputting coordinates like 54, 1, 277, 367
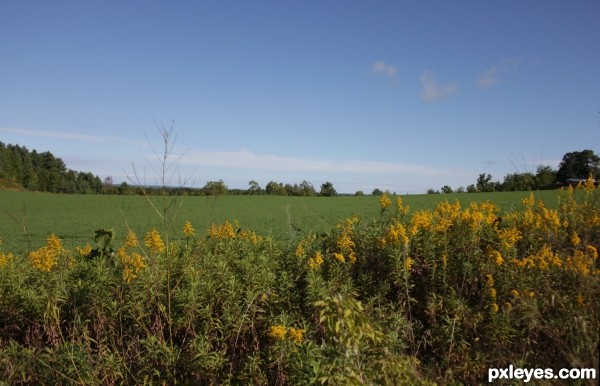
1, 189, 562, 254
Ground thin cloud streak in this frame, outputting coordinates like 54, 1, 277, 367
0, 127, 145, 145
419, 71, 457, 102
372, 61, 397, 77
179, 148, 466, 178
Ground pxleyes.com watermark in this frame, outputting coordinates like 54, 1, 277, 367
488, 365, 596, 383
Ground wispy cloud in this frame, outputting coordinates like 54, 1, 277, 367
0, 127, 144, 144
372, 61, 397, 77
178, 148, 464, 179
478, 58, 520, 88
419, 71, 458, 102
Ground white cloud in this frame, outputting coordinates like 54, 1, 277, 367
419, 71, 458, 102
0, 127, 144, 145
372, 61, 397, 77
478, 67, 499, 88
178, 148, 464, 179
478, 58, 521, 88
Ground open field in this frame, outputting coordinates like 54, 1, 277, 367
1, 189, 562, 254
1, 184, 598, 384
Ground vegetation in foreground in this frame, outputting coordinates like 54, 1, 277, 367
0, 180, 599, 384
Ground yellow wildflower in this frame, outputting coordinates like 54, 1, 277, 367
28, 234, 62, 272
333, 252, 345, 263
395, 196, 410, 216
75, 244, 92, 257
124, 230, 139, 248
208, 221, 237, 239
527, 291, 535, 298
0, 251, 14, 267
496, 227, 522, 251
510, 289, 520, 297
144, 228, 165, 253
336, 232, 355, 252
404, 256, 413, 271
348, 251, 357, 263
586, 245, 598, 260
505, 302, 512, 311
490, 287, 497, 300
489, 249, 504, 265
409, 210, 434, 235
490, 303, 499, 313
380, 194, 392, 211
268, 325, 287, 341
308, 251, 324, 270
382, 220, 409, 247
182, 221, 195, 237
571, 231, 581, 247
288, 327, 304, 344
576, 294, 584, 305
295, 239, 305, 257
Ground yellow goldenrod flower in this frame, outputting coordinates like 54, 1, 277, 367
208, 221, 237, 239
333, 252, 345, 263
28, 234, 62, 272
395, 196, 410, 216
505, 302, 512, 311
490, 287, 497, 299
380, 194, 392, 211
0, 251, 14, 267
404, 256, 413, 271
576, 294, 584, 305
308, 251, 324, 270
295, 240, 305, 257
489, 250, 504, 266
586, 245, 598, 260
348, 251, 357, 263
490, 303, 499, 313
268, 325, 287, 341
336, 232, 355, 252
144, 228, 165, 253
182, 221, 195, 237
75, 244, 92, 257
124, 230, 139, 248
570, 232, 581, 247
510, 289, 520, 297
288, 327, 304, 344
527, 291, 535, 298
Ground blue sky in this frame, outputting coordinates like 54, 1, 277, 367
1, 0, 599, 194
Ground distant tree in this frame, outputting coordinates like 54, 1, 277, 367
118, 181, 134, 195
427, 188, 440, 194
202, 180, 228, 195
456, 186, 465, 193
556, 150, 600, 183
355, 190, 365, 196
299, 180, 316, 196
103, 176, 116, 194
319, 181, 337, 197
248, 180, 261, 195
265, 181, 286, 195
534, 165, 557, 189
441, 185, 453, 194
466, 184, 477, 193
502, 172, 535, 191
476, 173, 494, 192
371, 188, 383, 196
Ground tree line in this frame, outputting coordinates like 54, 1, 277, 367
0, 141, 103, 194
431, 150, 600, 194
2, 141, 598, 196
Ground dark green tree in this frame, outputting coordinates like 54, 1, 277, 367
556, 150, 600, 183
320, 181, 337, 197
